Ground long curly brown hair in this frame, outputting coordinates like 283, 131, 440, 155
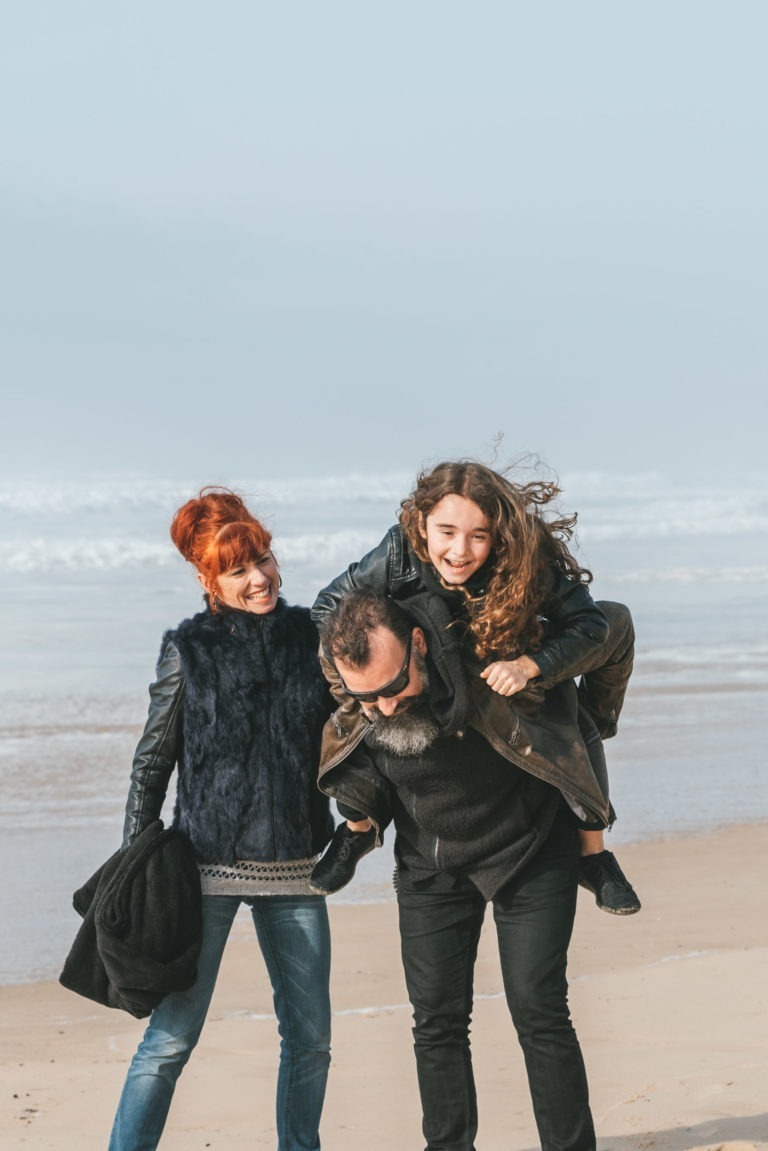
399, 460, 592, 659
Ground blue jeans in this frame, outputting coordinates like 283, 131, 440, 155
108, 893, 331, 1151
397, 815, 594, 1151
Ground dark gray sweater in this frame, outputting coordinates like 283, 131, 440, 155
369, 726, 564, 899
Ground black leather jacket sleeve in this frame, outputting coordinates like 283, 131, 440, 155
311, 532, 393, 625
121, 640, 185, 848
531, 574, 610, 687
310, 529, 610, 692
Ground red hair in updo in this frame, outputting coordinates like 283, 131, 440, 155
170, 487, 273, 608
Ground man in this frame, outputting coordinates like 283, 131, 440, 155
312, 590, 611, 1151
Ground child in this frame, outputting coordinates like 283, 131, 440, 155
310, 459, 640, 914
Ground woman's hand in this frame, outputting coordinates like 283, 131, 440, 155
480, 655, 541, 697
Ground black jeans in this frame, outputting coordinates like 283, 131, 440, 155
397, 816, 595, 1151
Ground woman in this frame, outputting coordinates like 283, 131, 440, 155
109, 488, 335, 1151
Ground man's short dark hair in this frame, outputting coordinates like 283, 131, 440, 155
320, 591, 413, 669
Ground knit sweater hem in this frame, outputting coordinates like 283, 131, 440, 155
197, 857, 319, 897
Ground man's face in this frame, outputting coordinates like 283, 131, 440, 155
335, 625, 429, 718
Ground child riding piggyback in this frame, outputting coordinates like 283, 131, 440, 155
310, 458, 640, 915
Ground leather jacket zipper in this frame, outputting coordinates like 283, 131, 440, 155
406, 791, 441, 870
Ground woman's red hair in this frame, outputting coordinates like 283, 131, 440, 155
170, 488, 272, 606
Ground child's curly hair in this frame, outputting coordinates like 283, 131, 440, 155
399, 460, 592, 659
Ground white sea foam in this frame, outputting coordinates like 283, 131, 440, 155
561, 471, 768, 541
0, 478, 192, 516
561, 470, 668, 496
278, 530, 383, 562
0, 537, 176, 573
249, 472, 411, 506
0, 472, 411, 516
2, 542, 765, 584
2, 468, 765, 515
576, 494, 768, 540
0, 529, 388, 574
1, 471, 767, 577
1, 467, 767, 576
608, 565, 768, 584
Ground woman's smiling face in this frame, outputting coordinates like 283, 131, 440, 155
422, 494, 493, 585
213, 552, 280, 613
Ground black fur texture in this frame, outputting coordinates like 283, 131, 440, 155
169, 601, 334, 864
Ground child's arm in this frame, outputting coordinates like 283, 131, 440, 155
481, 573, 609, 697
311, 528, 395, 625
532, 572, 610, 688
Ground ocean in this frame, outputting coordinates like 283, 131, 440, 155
1, 470, 766, 985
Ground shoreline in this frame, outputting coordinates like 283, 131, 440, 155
4, 654, 766, 987
3, 823, 767, 1149
4, 817, 768, 990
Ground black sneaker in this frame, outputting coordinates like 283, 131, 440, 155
309, 824, 377, 895
579, 850, 641, 915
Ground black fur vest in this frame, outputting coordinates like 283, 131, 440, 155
169, 601, 334, 864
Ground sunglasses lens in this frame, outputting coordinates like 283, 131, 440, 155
378, 670, 409, 698
353, 670, 407, 703
337, 631, 413, 703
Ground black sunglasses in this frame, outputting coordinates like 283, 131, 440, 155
338, 631, 414, 703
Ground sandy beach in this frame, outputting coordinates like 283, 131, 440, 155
2, 822, 766, 1151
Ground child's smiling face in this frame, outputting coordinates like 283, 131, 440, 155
421, 494, 493, 585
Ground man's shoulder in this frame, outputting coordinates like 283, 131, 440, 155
319, 695, 370, 772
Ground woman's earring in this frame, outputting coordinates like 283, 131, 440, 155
278, 573, 283, 589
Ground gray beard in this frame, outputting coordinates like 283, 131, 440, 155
366, 700, 440, 757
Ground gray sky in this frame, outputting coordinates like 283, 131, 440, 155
2, 2, 766, 483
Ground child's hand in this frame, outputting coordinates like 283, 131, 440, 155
480, 656, 541, 697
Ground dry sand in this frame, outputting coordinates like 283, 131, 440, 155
2, 823, 766, 1150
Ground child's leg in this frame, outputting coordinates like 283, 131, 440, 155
577, 686, 641, 915
578, 842, 640, 915
577, 601, 635, 739
309, 804, 377, 896
578, 828, 605, 856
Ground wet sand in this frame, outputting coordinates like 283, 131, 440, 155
2, 823, 766, 1150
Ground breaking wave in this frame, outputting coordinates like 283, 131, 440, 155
1, 470, 766, 575
0, 472, 411, 516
